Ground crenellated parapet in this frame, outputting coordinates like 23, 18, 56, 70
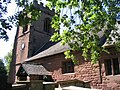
33, 0, 55, 16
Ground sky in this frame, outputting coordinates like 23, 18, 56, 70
0, 0, 48, 59
0, 1, 17, 59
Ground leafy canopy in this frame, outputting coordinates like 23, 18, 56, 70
0, 59, 7, 90
0, 0, 41, 41
4, 50, 12, 74
0, 0, 12, 40
48, 0, 120, 63
0, 0, 120, 63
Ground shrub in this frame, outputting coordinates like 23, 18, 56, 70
0, 59, 7, 90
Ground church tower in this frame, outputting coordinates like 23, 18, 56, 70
14, 1, 55, 80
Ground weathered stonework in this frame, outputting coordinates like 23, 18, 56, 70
15, 3, 54, 66
26, 48, 120, 90
12, 1, 120, 90
12, 3, 55, 84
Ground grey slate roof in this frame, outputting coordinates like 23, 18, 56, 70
25, 28, 118, 62
33, 41, 57, 56
25, 42, 70, 62
22, 64, 50, 75
25, 33, 107, 62
25, 36, 106, 62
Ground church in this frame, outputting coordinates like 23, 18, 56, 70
9, 1, 120, 90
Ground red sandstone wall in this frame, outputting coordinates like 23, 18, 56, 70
16, 31, 30, 64
28, 49, 120, 89
15, 12, 54, 65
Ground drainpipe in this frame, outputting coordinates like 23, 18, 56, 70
98, 60, 102, 84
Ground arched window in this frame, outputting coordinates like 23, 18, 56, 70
44, 18, 51, 33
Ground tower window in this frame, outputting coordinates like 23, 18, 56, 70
44, 18, 51, 33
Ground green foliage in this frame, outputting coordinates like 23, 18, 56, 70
7, 0, 41, 27
0, 0, 41, 41
0, 0, 12, 41
0, 59, 7, 90
64, 50, 77, 64
4, 50, 12, 74
0, 0, 120, 64
16, 0, 41, 26
115, 40, 120, 52
48, 0, 120, 63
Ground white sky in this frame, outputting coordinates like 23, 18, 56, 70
0, 1, 17, 59
0, 0, 48, 59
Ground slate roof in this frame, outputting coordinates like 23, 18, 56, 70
25, 29, 119, 62
17, 64, 50, 76
25, 42, 70, 62
25, 32, 107, 62
33, 41, 57, 55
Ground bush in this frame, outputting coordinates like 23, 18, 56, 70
0, 59, 7, 90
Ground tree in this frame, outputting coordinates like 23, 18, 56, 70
0, 0, 41, 41
0, 0, 120, 63
4, 50, 12, 74
0, 0, 12, 41
48, 0, 120, 63
0, 59, 7, 90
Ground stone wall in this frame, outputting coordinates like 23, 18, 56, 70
16, 29, 30, 64
12, 84, 29, 90
15, 4, 55, 82
13, 80, 55, 90
30, 80, 43, 90
15, 3, 55, 65
27, 48, 120, 90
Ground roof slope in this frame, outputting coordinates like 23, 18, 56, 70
33, 41, 57, 56
25, 28, 119, 62
25, 33, 107, 62
17, 64, 50, 76
25, 42, 70, 62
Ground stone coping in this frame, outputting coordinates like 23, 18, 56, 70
56, 79, 91, 84
62, 86, 101, 90
12, 84, 26, 87
43, 82, 55, 85
16, 80, 30, 83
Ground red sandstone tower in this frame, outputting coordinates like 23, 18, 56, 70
8, 1, 55, 83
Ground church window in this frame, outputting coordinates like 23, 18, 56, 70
104, 58, 120, 75
44, 18, 51, 33
62, 60, 74, 74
